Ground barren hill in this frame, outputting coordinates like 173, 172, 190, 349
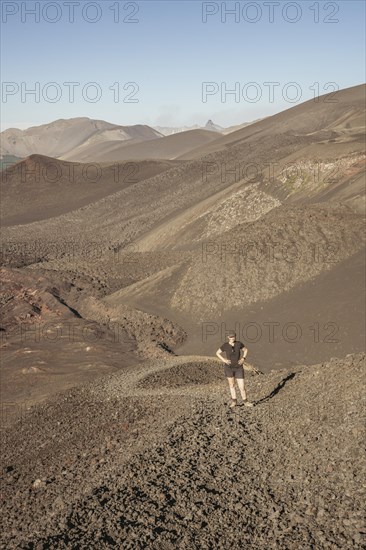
1, 83, 365, 370
176, 83, 366, 160
60, 128, 222, 163
1, 155, 181, 225
0, 117, 162, 158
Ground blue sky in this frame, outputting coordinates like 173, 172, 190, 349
1, 0, 365, 130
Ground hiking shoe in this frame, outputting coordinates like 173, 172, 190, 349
243, 400, 254, 408
229, 399, 237, 408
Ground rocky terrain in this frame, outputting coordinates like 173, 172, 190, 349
1, 84, 365, 548
1, 352, 365, 549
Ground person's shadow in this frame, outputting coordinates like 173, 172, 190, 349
251, 372, 297, 406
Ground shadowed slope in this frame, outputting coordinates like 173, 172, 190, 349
1, 155, 181, 225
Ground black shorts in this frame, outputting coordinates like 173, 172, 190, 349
224, 364, 244, 379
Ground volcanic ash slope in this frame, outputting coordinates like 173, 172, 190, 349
0, 352, 365, 549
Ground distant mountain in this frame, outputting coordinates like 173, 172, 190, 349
0, 117, 163, 158
204, 119, 223, 132
154, 124, 201, 136
60, 128, 222, 163
154, 119, 259, 136
154, 119, 225, 136
0, 117, 261, 162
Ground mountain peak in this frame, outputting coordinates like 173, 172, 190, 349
205, 119, 223, 132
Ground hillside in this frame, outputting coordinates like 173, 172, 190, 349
1, 86, 363, 245
0, 118, 162, 158
1, 84, 365, 370
1, 156, 181, 225
176, 84, 366, 160
60, 129, 222, 163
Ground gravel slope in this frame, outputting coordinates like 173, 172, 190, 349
1, 352, 365, 549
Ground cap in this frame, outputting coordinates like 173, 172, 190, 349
228, 332, 236, 338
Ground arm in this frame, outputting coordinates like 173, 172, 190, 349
216, 348, 230, 364
239, 347, 262, 374
238, 346, 248, 364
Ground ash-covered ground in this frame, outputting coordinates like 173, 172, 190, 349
1, 352, 365, 549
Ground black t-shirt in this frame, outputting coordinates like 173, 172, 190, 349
220, 341, 245, 366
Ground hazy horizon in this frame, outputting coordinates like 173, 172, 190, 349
1, 1, 365, 132
1, 113, 259, 133
2, 81, 365, 134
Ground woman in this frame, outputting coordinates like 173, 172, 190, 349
216, 331, 254, 408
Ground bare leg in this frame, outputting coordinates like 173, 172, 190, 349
237, 377, 254, 406
237, 378, 247, 400
227, 377, 236, 399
